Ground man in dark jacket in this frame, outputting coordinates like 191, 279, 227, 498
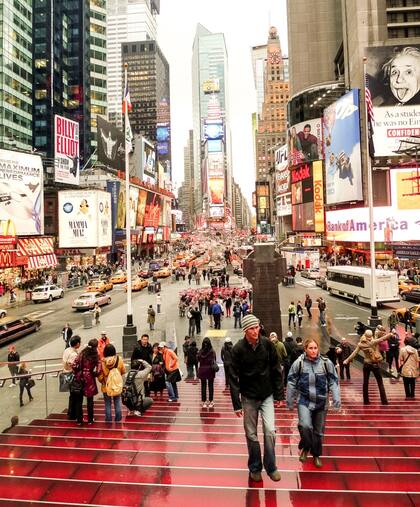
192, 307, 202, 334
131, 334, 153, 395
230, 314, 283, 483
283, 331, 297, 381
221, 337, 234, 388
335, 337, 353, 380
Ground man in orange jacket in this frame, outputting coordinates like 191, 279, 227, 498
159, 341, 180, 402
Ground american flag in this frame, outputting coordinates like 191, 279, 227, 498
122, 81, 132, 114
365, 72, 375, 158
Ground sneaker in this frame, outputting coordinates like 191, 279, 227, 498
134, 410, 142, 416
268, 470, 281, 481
299, 450, 308, 463
202, 402, 208, 408
249, 471, 262, 482
9, 383, 16, 388
208, 401, 214, 408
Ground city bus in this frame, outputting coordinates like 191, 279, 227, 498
326, 266, 400, 306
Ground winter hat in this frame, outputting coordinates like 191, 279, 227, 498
242, 314, 260, 333
224, 337, 232, 343
286, 331, 293, 338
158, 341, 166, 348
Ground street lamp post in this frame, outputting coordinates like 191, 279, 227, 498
122, 62, 138, 354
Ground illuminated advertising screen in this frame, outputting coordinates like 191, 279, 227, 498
291, 163, 313, 204
313, 160, 325, 232
207, 139, 223, 153
292, 202, 314, 232
209, 206, 225, 219
204, 121, 224, 140
323, 89, 363, 204
136, 189, 147, 227
142, 139, 156, 183
157, 142, 169, 155
365, 44, 420, 157
288, 118, 323, 166
54, 115, 79, 185
129, 186, 139, 229
156, 125, 170, 143
97, 116, 124, 171
208, 153, 224, 177
116, 185, 126, 229
0, 149, 44, 235
208, 177, 224, 205
144, 192, 161, 229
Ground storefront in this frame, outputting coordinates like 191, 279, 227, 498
55, 247, 111, 269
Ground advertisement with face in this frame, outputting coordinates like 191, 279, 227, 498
144, 192, 161, 229
209, 177, 224, 205
366, 45, 420, 156
0, 149, 44, 235
116, 185, 126, 229
97, 116, 124, 171
136, 189, 148, 227
129, 186, 139, 229
323, 89, 363, 204
54, 115, 79, 185
143, 139, 156, 184
59, 190, 111, 248
288, 118, 323, 166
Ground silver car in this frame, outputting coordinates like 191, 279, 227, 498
72, 292, 111, 311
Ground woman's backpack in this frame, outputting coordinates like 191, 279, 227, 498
105, 358, 123, 397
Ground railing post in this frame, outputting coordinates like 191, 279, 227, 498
44, 359, 48, 417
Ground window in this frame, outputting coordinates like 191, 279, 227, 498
327, 272, 365, 288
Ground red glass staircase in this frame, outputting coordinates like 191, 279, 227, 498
0, 374, 418, 506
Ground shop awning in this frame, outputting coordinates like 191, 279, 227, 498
28, 253, 58, 270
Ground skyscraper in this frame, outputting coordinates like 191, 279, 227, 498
191, 23, 232, 226
0, 0, 33, 151
178, 130, 194, 230
254, 27, 289, 233
251, 44, 267, 120
107, 0, 159, 126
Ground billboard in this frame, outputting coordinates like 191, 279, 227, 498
106, 180, 119, 251
202, 79, 220, 94
116, 185, 126, 229
274, 144, 291, 217
204, 120, 224, 141
313, 160, 325, 232
97, 116, 125, 171
365, 45, 420, 157
288, 118, 323, 166
208, 153, 224, 177
156, 124, 170, 143
142, 138, 156, 184
0, 149, 44, 235
209, 177, 224, 205
136, 189, 148, 227
291, 163, 315, 232
129, 186, 139, 229
144, 192, 161, 229
209, 206, 225, 219
323, 89, 363, 204
293, 202, 314, 232
54, 115, 79, 185
207, 139, 223, 153
58, 190, 112, 248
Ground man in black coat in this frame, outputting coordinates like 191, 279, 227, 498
131, 334, 153, 395
230, 314, 283, 483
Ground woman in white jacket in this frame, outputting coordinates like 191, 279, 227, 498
399, 337, 419, 399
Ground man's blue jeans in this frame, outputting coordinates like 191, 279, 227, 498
104, 393, 122, 422
297, 404, 326, 457
166, 380, 178, 401
242, 395, 277, 474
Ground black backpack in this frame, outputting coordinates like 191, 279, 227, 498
121, 369, 143, 412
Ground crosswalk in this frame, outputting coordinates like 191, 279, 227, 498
24, 310, 55, 320
295, 278, 317, 288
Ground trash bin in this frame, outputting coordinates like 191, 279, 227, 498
416, 318, 420, 336
83, 311, 93, 329
155, 282, 161, 293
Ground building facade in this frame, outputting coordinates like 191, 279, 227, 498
232, 179, 251, 229
106, 0, 159, 127
178, 130, 194, 230
0, 0, 33, 152
254, 27, 289, 234
191, 24, 233, 226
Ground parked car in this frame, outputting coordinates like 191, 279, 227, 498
138, 268, 153, 278
72, 292, 111, 311
86, 280, 113, 293
0, 317, 41, 346
109, 271, 127, 284
125, 278, 148, 292
155, 267, 171, 278
149, 261, 161, 272
399, 280, 420, 294
301, 269, 321, 279
0, 309, 7, 319
315, 276, 327, 290
32, 285, 64, 303
396, 304, 420, 324
400, 289, 420, 303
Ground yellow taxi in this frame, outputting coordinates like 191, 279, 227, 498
396, 304, 420, 324
86, 280, 113, 293
398, 279, 420, 293
155, 267, 171, 278
124, 277, 148, 292
109, 271, 127, 284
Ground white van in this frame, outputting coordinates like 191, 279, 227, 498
326, 266, 400, 306
32, 285, 64, 303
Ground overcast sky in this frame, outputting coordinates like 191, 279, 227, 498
157, 0, 288, 205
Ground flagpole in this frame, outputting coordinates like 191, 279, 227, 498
122, 62, 137, 352
363, 56, 381, 327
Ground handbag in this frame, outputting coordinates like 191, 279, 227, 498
59, 372, 74, 392
69, 376, 83, 394
27, 378, 35, 389
397, 354, 410, 374
166, 369, 181, 383
212, 361, 219, 373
